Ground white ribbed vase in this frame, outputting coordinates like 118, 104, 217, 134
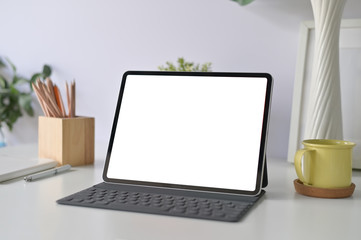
304, 0, 346, 140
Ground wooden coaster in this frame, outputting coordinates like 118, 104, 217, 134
294, 179, 355, 199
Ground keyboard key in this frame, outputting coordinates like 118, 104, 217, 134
94, 200, 109, 206
200, 210, 212, 216
213, 211, 226, 218
186, 208, 199, 215
171, 207, 186, 214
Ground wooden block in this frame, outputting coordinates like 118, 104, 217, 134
38, 116, 94, 166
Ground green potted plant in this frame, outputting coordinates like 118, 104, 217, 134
158, 57, 212, 72
231, 0, 254, 5
0, 57, 51, 147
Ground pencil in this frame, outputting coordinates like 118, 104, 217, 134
54, 85, 66, 117
66, 82, 72, 118
32, 82, 49, 117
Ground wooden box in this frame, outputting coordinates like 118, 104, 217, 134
38, 116, 94, 166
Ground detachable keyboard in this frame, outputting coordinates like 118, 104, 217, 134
57, 182, 264, 222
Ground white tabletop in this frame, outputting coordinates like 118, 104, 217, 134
1, 144, 361, 240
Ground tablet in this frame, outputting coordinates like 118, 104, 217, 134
103, 71, 273, 196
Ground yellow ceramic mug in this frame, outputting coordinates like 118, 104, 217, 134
294, 139, 355, 188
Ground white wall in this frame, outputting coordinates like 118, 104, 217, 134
1, 0, 361, 159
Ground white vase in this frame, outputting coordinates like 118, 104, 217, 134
304, 0, 346, 140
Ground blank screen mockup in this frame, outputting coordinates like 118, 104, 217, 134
106, 73, 269, 192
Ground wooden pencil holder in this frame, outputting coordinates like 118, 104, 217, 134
38, 116, 95, 166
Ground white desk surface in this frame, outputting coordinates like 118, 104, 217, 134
1, 144, 361, 240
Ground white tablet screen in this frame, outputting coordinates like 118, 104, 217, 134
106, 72, 271, 193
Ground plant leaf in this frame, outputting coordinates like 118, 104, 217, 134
42, 64, 52, 77
0, 58, 6, 68
19, 94, 34, 116
9, 85, 19, 95
5, 121, 13, 131
201, 62, 212, 72
232, 0, 254, 6
14, 77, 29, 86
6, 110, 21, 131
4, 57, 16, 73
12, 75, 19, 84
0, 75, 8, 89
30, 73, 42, 85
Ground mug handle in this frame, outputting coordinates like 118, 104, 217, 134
294, 148, 315, 185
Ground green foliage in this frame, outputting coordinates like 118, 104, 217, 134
231, 0, 254, 6
0, 57, 51, 131
158, 58, 212, 72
